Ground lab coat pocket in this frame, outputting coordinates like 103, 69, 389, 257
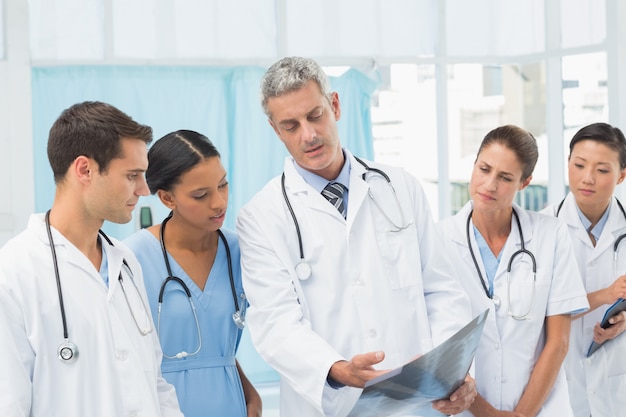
606, 372, 626, 413
374, 222, 421, 289
506, 256, 542, 319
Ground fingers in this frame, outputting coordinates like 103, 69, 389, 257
328, 351, 388, 388
352, 351, 385, 368
432, 376, 476, 415
609, 310, 626, 324
595, 312, 626, 344
610, 276, 626, 300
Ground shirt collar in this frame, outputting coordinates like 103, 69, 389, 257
576, 202, 611, 241
292, 149, 351, 192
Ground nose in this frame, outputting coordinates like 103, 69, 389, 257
582, 167, 595, 185
136, 175, 150, 196
300, 121, 317, 143
485, 174, 498, 191
209, 190, 228, 211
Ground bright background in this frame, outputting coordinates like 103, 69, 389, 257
2, 0, 626, 414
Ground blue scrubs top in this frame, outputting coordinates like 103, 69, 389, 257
124, 228, 247, 417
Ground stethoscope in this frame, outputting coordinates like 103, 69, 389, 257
45, 210, 153, 364
556, 197, 626, 277
466, 208, 537, 320
281, 156, 412, 281
157, 213, 245, 360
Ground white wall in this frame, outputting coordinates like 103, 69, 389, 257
0, 0, 33, 243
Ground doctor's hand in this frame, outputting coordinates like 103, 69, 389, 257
432, 374, 477, 416
593, 310, 626, 344
603, 275, 626, 304
327, 351, 389, 388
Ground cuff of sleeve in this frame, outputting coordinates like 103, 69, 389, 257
326, 374, 346, 389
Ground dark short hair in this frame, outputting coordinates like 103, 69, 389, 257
569, 122, 626, 169
476, 125, 538, 181
47, 101, 153, 183
146, 129, 221, 193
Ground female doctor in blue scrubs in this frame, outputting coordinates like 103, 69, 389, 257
125, 130, 262, 417
438, 125, 589, 417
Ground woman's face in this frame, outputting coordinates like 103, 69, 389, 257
469, 142, 531, 214
159, 156, 229, 231
568, 139, 625, 210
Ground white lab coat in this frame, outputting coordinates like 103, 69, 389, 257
0, 214, 183, 417
236, 150, 472, 417
437, 201, 589, 417
543, 193, 626, 417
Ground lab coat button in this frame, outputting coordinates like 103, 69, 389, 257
355, 280, 362, 286
369, 329, 377, 338
129, 411, 138, 417
117, 351, 128, 361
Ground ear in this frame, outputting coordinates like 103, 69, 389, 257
617, 168, 626, 185
330, 92, 341, 121
519, 175, 533, 191
157, 189, 176, 210
74, 156, 94, 184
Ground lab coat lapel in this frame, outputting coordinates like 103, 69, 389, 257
345, 153, 368, 230
33, 214, 107, 287
283, 158, 342, 218
451, 202, 492, 294
103, 241, 125, 299
561, 193, 595, 250
594, 199, 626, 261
515, 204, 534, 248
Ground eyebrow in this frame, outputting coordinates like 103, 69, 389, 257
572, 155, 611, 165
277, 106, 323, 126
479, 161, 515, 177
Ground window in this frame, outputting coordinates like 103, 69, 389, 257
0, 0, 4, 59
562, 52, 609, 184
371, 64, 439, 215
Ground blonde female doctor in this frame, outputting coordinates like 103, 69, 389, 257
438, 125, 589, 417
542, 122, 626, 417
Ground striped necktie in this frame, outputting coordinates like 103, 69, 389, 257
322, 182, 347, 217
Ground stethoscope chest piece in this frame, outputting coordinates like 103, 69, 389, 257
58, 340, 78, 363
232, 310, 246, 329
295, 261, 312, 280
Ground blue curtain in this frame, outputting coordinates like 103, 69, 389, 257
31, 65, 378, 383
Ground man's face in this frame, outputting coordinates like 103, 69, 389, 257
87, 138, 150, 224
267, 80, 344, 180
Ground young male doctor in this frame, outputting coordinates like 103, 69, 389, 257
236, 56, 476, 417
0, 101, 183, 417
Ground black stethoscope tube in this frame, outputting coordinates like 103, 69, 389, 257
46, 210, 69, 340
556, 197, 626, 252
157, 212, 241, 323
466, 207, 536, 300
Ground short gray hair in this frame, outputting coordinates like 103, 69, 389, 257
261, 56, 332, 117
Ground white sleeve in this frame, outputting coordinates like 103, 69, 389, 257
236, 204, 346, 414
0, 262, 34, 417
